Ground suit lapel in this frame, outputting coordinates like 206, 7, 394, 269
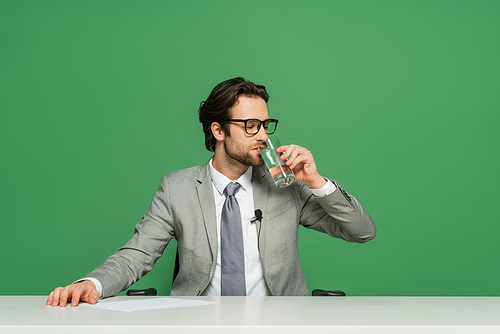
196, 162, 218, 260
196, 163, 271, 263
252, 166, 269, 254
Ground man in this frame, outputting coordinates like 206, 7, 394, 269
47, 77, 376, 307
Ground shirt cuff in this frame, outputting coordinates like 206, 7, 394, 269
309, 179, 337, 197
74, 277, 103, 298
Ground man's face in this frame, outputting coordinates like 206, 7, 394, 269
223, 95, 269, 167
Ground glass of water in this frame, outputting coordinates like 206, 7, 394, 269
260, 136, 295, 188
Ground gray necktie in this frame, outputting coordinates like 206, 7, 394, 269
221, 182, 246, 296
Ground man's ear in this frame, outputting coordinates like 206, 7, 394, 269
211, 122, 225, 142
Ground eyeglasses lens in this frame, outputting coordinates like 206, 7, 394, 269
246, 120, 277, 135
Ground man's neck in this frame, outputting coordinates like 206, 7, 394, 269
212, 154, 249, 181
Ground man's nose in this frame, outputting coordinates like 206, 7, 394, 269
256, 125, 268, 142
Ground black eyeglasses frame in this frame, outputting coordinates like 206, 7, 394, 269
225, 118, 279, 135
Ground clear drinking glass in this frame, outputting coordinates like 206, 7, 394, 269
260, 136, 295, 188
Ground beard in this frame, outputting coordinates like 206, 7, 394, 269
223, 137, 265, 167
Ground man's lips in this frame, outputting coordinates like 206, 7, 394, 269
252, 146, 266, 151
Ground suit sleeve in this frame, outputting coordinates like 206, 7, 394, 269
296, 180, 376, 243
86, 175, 175, 297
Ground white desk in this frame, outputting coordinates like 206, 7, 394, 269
1, 296, 499, 333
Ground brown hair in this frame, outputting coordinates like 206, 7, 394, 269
198, 77, 270, 152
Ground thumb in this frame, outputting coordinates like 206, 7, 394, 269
83, 289, 100, 304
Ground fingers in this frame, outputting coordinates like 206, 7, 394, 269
276, 144, 313, 170
59, 286, 72, 307
287, 150, 309, 170
46, 286, 67, 307
46, 281, 98, 307
275, 144, 325, 188
46, 289, 56, 306
79, 286, 99, 306
71, 290, 81, 307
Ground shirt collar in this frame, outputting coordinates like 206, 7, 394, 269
209, 158, 253, 196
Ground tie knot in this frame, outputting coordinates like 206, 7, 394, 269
224, 182, 241, 197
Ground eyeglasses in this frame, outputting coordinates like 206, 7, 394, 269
226, 118, 278, 135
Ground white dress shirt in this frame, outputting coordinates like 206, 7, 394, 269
202, 161, 270, 296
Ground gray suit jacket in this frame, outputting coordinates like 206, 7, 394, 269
87, 161, 376, 297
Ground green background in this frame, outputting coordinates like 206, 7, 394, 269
1, 0, 499, 297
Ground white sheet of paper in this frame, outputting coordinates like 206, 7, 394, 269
79, 297, 218, 312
